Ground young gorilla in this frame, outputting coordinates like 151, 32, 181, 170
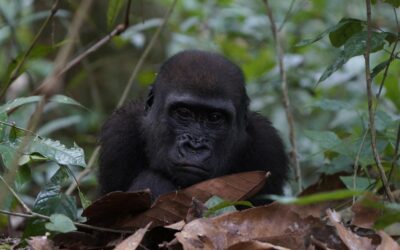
99, 50, 289, 201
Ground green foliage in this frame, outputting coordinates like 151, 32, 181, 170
269, 189, 365, 205
45, 214, 77, 233
204, 196, 253, 217
107, 0, 125, 29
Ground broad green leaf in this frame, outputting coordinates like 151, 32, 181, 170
0, 113, 7, 141
9, 125, 24, 142
309, 99, 352, 111
45, 214, 77, 233
344, 31, 387, 58
204, 196, 252, 217
339, 176, 373, 190
78, 190, 91, 209
329, 18, 364, 47
107, 0, 124, 29
381, 0, 400, 7
0, 95, 85, 114
33, 185, 79, 220
4, 137, 86, 167
268, 189, 364, 205
296, 18, 365, 47
371, 59, 391, 79
318, 52, 347, 83
0, 144, 16, 169
50, 166, 70, 186
14, 164, 31, 192
319, 31, 387, 83
304, 130, 343, 151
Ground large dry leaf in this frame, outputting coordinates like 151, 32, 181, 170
114, 223, 151, 250
176, 202, 324, 250
82, 191, 152, 226
327, 209, 374, 250
376, 231, 400, 250
115, 171, 268, 229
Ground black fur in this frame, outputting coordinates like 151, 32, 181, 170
99, 50, 289, 200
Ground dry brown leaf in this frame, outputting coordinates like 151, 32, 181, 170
227, 240, 291, 250
114, 223, 151, 250
82, 191, 152, 227
327, 209, 374, 250
376, 231, 400, 250
27, 236, 55, 250
351, 196, 382, 228
116, 171, 268, 229
176, 202, 324, 250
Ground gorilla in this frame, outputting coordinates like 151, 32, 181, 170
99, 50, 289, 201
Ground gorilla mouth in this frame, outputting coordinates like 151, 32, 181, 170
175, 164, 209, 176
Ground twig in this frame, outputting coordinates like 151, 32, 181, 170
0, 120, 40, 138
364, 0, 394, 202
35, 0, 94, 97
388, 122, 400, 183
66, 0, 178, 194
0, 209, 134, 234
352, 129, 369, 203
117, 0, 178, 108
0, 176, 31, 213
263, 0, 302, 191
0, 0, 60, 100
278, 0, 296, 32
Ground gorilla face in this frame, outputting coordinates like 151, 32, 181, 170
143, 91, 242, 187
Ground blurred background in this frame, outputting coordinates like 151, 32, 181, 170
0, 0, 399, 208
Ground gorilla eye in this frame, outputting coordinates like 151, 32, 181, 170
207, 112, 224, 124
174, 107, 194, 120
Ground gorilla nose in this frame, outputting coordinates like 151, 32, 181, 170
178, 136, 211, 161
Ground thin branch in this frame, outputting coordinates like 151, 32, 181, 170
388, 122, 400, 182
0, 176, 31, 213
66, 0, 178, 194
0, 209, 134, 234
118, 0, 178, 108
352, 129, 369, 203
278, 0, 296, 32
263, 0, 302, 191
0, 120, 40, 138
35, 0, 95, 97
0, 0, 60, 100
364, 0, 394, 201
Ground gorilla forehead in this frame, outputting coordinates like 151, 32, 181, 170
154, 50, 247, 101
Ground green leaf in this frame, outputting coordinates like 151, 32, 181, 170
344, 31, 387, 58
319, 31, 387, 83
329, 18, 364, 47
9, 125, 24, 142
0, 95, 85, 114
78, 190, 91, 209
381, 0, 400, 7
304, 130, 343, 150
45, 214, 77, 233
339, 176, 373, 190
33, 185, 79, 220
371, 59, 391, 79
0, 113, 7, 141
269, 189, 364, 205
309, 99, 352, 111
50, 166, 70, 186
296, 18, 365, 47
318, 52, 347, 83
0, 144, 16, 169
4, 137, 86, 167
204, 196, 252, 217
107, 0, 125, 29
14, 164, 32, 192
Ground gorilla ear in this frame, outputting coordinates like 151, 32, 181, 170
145, 85, 154, 111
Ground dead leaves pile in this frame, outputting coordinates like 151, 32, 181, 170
34, 171, 399, 249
